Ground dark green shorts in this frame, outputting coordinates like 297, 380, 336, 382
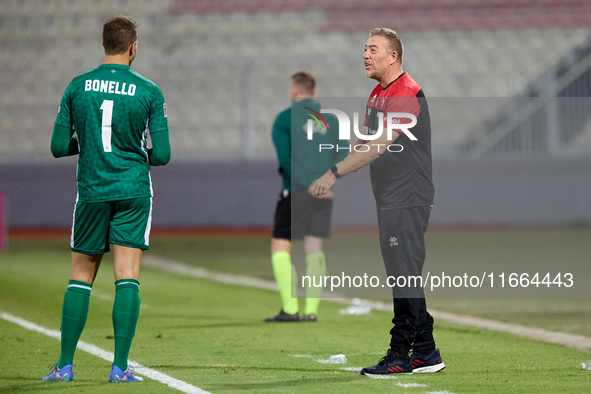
70, 197, 152, 254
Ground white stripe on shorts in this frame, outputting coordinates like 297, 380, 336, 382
144, 197, 153, 247
70, 192, 79, 248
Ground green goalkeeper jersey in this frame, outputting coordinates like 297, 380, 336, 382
55, 64, 169, 202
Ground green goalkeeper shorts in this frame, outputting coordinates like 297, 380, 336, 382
70, 197, 152, 254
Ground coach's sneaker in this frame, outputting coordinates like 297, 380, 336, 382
410, 348, 446, 373
42, 363, 74, 382
360, 350, 411, 375
264, 310, 300, 322
108, 365, 144, 383
302, 314, 317, 322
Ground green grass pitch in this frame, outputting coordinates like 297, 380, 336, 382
1, 232, 591, 393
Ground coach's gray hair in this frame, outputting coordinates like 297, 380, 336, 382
369, 27, 403, 64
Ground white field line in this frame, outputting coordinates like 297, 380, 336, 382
143, 255, 591, 352
395, 382, 428, 388
340, 367, 363, 372
0, 311, 210, 394
143, 256, 278, 291
363, 374, 399, 379
91, 290, 149, 309
428, 309, 591, 352
90, 290, 113, 301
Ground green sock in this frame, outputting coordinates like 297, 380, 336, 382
271, 251, 299, 315
304, 251, 327, 316
58, 280, 92, 368
112, 279, 140, 371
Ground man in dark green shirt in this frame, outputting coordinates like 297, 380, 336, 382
43, 16, 170, 384
266, 72, 346, 322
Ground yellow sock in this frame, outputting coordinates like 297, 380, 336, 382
304, 251, 326, 316
271, 251, 299, 314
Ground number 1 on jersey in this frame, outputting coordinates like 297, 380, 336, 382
100, 100, 113, 152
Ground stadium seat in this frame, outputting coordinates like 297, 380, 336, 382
1, 1, 590, 162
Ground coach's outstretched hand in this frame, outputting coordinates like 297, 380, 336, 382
308, 182, 333, 199
312, 171, 337, 197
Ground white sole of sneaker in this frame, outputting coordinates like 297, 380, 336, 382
362, 371, 413, 377
412, 362, 446, 373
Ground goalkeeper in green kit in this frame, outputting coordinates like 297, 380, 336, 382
43, 16, 170, 383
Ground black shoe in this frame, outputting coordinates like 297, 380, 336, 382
302, 314, 317, 322
264, 310, 300, 322
361, 350, 411, 375
410, 348, 445, 373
